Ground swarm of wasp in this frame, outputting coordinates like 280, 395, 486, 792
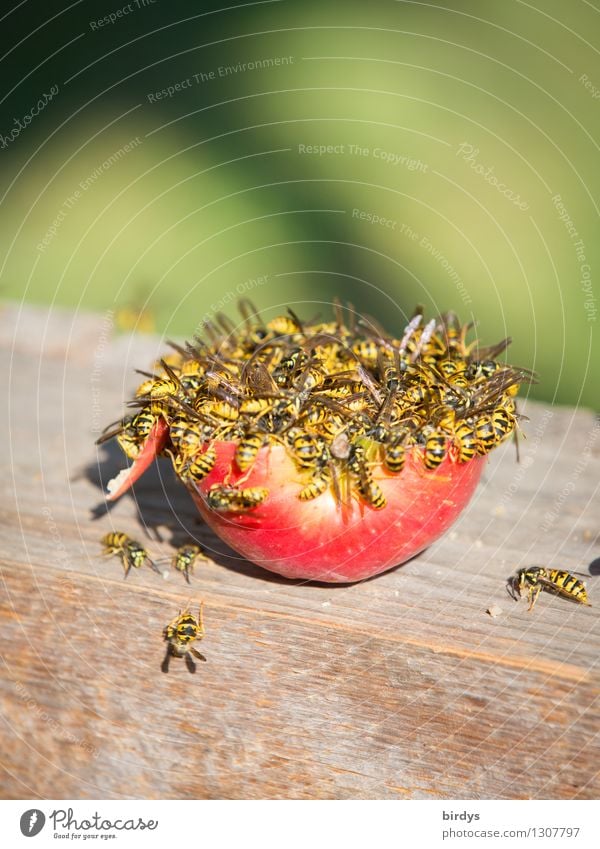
99, 300, 535, 581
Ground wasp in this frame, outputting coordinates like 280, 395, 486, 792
299, 394, 353, 431
237, 297, 271, 350
168, 412, 207, 456
267, 308, 303, 337
348, 444, 386, 509
381, 429, 410, 473
207, 485, 269, 512
419, 426, 448, 470
368, 376, 411, 474
274, 347, 309, 385
239, 395, 276, 416
436, 359, 466, 378
312, 334, 345, 370
316, 412, 348, 440
172, 543, 206, 584
438, 311, 473, 357
294, 358, 327, 398
135, 363, 181, 401
276, 397, 307, 433
235, 432, 265, 472
465, 359, 501, 382
164, 604, 206, 664
395, 312, 423, 356
298, 463, 332, 501
398, 381, 430, 410
171, 447, 217, 482
453, 418, 479, 463
473, 405, 515, 454
240, 355, 280, 393
100, 532, 161, 578
196, 397, 240, 423
510, 567, 591, 611
178, 358, 206, 395
96, 410, 158, 460
288, 428, 323, 469
351, 338, 379, 367
357, 471, 386, 509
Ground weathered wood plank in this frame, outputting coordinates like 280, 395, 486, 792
0, 305, 599, 799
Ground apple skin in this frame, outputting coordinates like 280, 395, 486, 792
188, 442, 486, 583
105, 417, 170, 501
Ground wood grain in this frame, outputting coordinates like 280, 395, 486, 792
0, 304, 599, 799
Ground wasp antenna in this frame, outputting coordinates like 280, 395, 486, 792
165, 339, 189, 357
287, 306, 304, 332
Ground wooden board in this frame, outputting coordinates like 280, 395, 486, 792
0, 303, 599, 800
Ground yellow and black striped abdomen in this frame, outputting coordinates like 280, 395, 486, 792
454, 420, 478, 463
423, 430, 447, 470
548, 570, 589, 604
176, 614, 200, 644
101, 531, 129, 552
235, 433, 263, 471
383, 436, 406, 473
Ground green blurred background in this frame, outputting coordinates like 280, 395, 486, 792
1, 0, 598, 408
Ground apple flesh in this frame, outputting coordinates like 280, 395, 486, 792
189, 441, 486, 583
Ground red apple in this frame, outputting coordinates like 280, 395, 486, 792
189, 441, 485, 583
104, 415, 485, 583
108, 417, 486, 583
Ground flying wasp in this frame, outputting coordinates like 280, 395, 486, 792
509, 567, 591, 611
100, 532, 161, 578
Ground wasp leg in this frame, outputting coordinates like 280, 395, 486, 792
527, 585, 542, 612
147, 556, 163, 576
184, 652, 197, 674
190, 646, 207, 662
197, 601, 205, 637
506, 577, 519, 602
